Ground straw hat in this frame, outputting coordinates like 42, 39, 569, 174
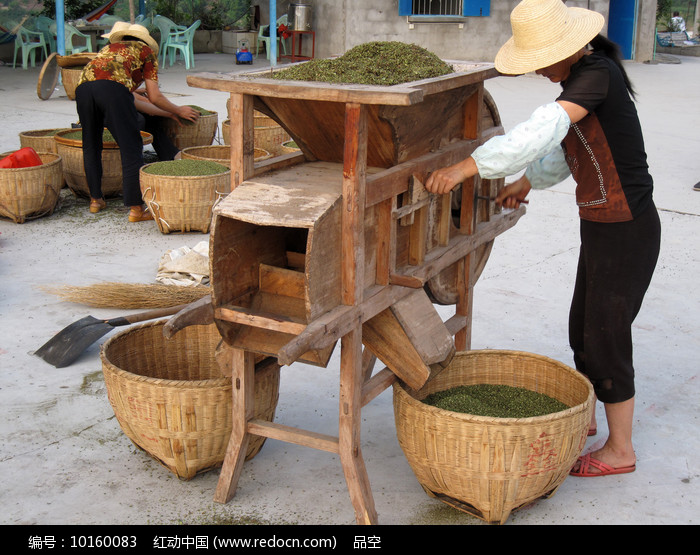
101, 21, 130, 38
495, 0, 605, 75
107, 23, 159, 55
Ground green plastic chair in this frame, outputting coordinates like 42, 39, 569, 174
256, 14, 288, 59
50, 22, 93, 55
154, 15, 186, 66
165, 20, 200, 69
34, 15, 56, 52
13, 25, 48, 69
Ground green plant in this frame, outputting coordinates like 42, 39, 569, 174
41, 0, 106, 21
152, 0, 250, 29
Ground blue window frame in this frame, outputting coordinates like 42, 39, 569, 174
398, 0, 490, 17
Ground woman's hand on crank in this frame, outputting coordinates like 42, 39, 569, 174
425, 157, 479, 195
495, 176, 532, 209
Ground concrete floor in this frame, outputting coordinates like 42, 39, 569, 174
0, 51, 698, 528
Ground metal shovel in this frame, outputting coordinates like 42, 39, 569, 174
34, 304, 191, 368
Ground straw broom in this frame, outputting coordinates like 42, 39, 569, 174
40, 282, 211, 309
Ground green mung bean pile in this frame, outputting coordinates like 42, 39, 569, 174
141, 159, 228, 176
62, 129, 117, 143
423, 384, 569, 418
272, 41, 453, 86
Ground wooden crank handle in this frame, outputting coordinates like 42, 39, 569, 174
162, 295, 214, 339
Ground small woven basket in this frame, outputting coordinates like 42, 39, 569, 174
0, 152, 63, 223
60, 66, 84, 100
139, 161, 231, 234
393, 350, 594, 524
164, 111, 218, 150
101, 320, 281, 480
19, 129, 69, 154
181, 145, 271, 167
54, 129, 153, 198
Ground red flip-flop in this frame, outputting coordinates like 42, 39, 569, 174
570, 453, 636, 477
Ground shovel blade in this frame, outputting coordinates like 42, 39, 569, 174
34, 316, 114, 368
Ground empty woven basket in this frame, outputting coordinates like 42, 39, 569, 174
393, 350, 594, 524
0, 152, 63, 223
181, 145, 272, 167
101, 320, 280, 480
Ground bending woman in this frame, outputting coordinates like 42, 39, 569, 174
426, 0, 661, 477
75, 22, 199, 221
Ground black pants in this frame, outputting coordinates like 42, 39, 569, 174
569, 201, 661, 403
75, 80, 144, 206
137, 112, 178, 161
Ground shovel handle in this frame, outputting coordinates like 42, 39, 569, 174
106, 303, 192, 327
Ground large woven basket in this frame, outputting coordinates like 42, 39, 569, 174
0, 152, 63, 223
221, 118, 291, 156
164, 111, 218, 150
101, 320, 280, 480
181, 145, 272, 167
19, 128, 69, 154
54, 129, 153, 198
393, 350, 594, 524
139, 161, 231, 233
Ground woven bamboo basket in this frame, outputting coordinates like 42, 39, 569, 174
61, 66, 84, 100
19, 128, 69, 154
164, 111, 218, 150
54, 129, 153, 198
181, 145, 272, 167
280, 140, 301, 154
393, 350, 594, 524
0, 152, 63, 223
221, 118, 292, 156
101, 320, 280, 480
139, 161, 231, 233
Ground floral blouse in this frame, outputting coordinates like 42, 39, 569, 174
78, 41, 158, 92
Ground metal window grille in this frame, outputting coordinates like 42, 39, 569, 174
412, 0, 462, 16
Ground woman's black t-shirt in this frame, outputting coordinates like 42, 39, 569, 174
556, 52, 653, 219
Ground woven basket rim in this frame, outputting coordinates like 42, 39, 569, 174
100, 319, 231, 389
19, 128, 70, 138
139, 161, 231, 178
54, 129, 153, 148
394, 349, 594, 425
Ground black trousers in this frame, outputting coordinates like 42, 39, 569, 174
137, 112, 178, 161
75, 80, 144, 206
569, 201, 661, 403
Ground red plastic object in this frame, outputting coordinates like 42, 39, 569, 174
0, 147, 43, 169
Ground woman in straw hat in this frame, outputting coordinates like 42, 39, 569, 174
75, 22, 200, 221
426, 0, 660, 477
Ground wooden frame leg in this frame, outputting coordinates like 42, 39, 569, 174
339, 327, 378, 525
214, 347, 255, 503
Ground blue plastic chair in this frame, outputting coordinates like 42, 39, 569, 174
165, 20, 200, 69
154, 15, 186, 66
13, 25, 49, 69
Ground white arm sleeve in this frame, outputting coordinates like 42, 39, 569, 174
524, 145, 571, 189
471, 101, 571, 180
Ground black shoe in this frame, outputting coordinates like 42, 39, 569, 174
694, 181, 700, 191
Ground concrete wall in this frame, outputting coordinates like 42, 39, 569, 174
256, 0, 657, 63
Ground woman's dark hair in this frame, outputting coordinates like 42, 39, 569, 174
122, 35, 146, 44
590, 34, 636, 99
